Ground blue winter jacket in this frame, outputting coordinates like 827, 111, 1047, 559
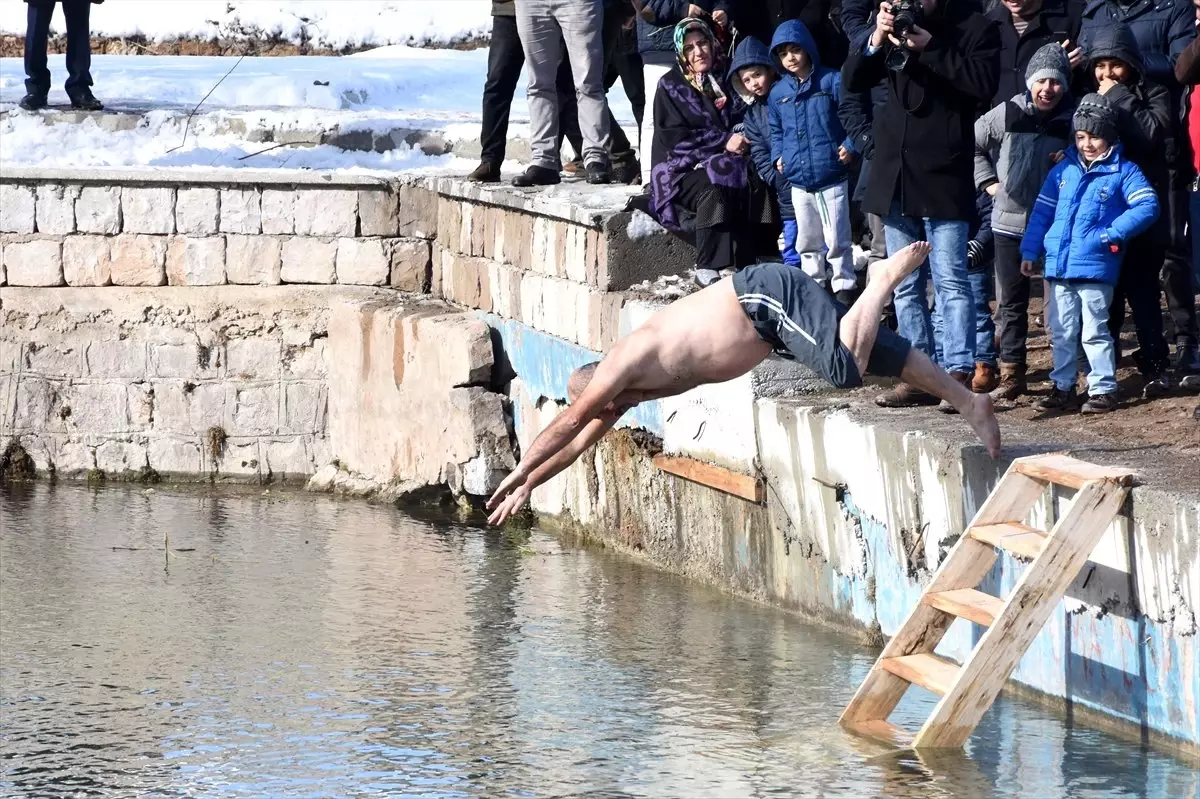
767, 20, 854, 192
730, 36, 794, 218
1020, 145, 1159, 284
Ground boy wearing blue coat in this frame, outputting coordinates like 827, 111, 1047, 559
767, 20, 858, 305
731, 37, 800, 268
1021, 93, 1160, 414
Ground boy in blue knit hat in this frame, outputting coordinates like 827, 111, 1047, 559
730, 36, 801, 269
1020, 93, 1159, 414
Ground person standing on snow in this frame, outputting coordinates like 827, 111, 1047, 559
20, 0, 104, 111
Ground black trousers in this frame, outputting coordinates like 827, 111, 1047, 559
1163, 184, 1199, 346
994, 234, 1030, 366
24, 0, 93, 98
1108, 233, 1172, 373
674, 170, 778, 271
479, 15, 580, 166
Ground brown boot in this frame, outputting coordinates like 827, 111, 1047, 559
939, 370, 974, 414
989, 362, 1027, 402
972, 362, 999, 393
875, 382, 939, 408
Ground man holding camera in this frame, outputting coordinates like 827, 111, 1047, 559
842, 0, 1000, 408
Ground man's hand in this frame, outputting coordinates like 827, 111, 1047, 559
1062, 40, 1085, 69
871, 2, 895, 49
1020, 259, 1038, 277
775, 156, 784, 172
890, 24, 932, 52
726, 133, 748, 154
487, 468, 529, 520
985, 183, 999, 197
712, 8, 728, 26
487, 480, 532, 526
1098, 77, 1120, 94
838, 145, 854, 164
687, 3, 705, 18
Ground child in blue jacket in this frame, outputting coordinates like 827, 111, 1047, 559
731, 37, 800, 268
1020, 94, 1159, 414
767, 19, 857, 305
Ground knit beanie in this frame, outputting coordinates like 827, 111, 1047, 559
1073, 93, 1119, 143
1025, 43, 1070, 92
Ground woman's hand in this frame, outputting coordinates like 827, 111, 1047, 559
712, 8, 728, 27
726, 133, 749, 155
871, 2, 895, 49
687, 3, 705, 17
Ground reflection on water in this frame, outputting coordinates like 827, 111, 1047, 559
0, 483, 1195, 798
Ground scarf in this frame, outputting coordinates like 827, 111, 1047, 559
673, 18, 728, 110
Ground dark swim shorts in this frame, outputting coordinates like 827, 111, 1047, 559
732, 262, 911, 388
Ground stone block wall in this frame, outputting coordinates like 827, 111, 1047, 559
0, 180, 435, 292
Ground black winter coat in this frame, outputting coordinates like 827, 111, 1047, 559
842, 2, 1001, 219
1078, 0, 1194, 90
735, 0, 849, 68
987, 0, 1083, 107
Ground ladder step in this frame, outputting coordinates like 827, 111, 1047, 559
923, 588, 1005, 628
969, 522, 1048, 561
842, 718, 913, 749
880, 653, 960, 696
1013, 454, 1135, 489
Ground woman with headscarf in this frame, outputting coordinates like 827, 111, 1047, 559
649, 17, 779, 287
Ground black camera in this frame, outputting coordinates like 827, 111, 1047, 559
886, 0, 924, 72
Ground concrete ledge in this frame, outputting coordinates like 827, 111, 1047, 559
0, 165, 430, 189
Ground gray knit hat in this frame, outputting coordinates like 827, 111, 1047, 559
1073, 93, 1119, 142
1026, 43, 1071, 92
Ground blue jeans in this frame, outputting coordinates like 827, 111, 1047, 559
883, 209, 974, 373
934, 262, 996, 367
1047, 279, 1117, 396
781, 218, 801, 266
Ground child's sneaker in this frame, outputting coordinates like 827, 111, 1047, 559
1081, 393, 1118, 414
1036, 386, 1078, 411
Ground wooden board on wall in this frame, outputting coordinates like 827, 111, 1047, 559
652, 454, 765, 503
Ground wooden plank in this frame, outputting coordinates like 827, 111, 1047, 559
840, 467, 1045, 726
1013, 454, 1135, 489
881, 653, 960, 696
923, 588, 1004, 628
841, 718, 913, 749
913, 480, 1130, 748
969, 522, 1048, 561
651, 454, 764, 503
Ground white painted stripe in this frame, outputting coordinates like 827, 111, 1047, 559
737, 292, 819, 345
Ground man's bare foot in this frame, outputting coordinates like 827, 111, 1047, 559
870, 241, 931, 289
960, 392, 1002, 458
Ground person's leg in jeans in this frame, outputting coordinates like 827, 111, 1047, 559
61, 0, 94, 101
1046, 280, 1082, 399
821, 181, 857, 299
924, 217, 975, 377
781, 216, 801, 266
475, 15, 526, 178
791, 186, 829, 285
23, 1, 54, 101
969, 259, 998, 391
516, 4, 566, 172
991, 234, 1029, 398
876, 208, 940, 406
554, 0, 612, 171
556, 57, 585, 166
1078, 282, 1119, 407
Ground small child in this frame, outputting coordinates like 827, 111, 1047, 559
767, 20, 857, 305
730, 36, 801, 268
1020, 94, 1160, 414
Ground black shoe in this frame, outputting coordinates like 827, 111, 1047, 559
467, 161, 500, 183
1036, 385, 1079, 411
1081, 392, 1118, 414
18, 93, 47, 111
512, 166, 561, 187
68, 90, 103, 111
585, 162, 611, 185
834, 289, 857, 308
1143, 369, 1171, 399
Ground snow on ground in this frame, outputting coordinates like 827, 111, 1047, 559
0, 1, 494, 49
0, 48, 636, 173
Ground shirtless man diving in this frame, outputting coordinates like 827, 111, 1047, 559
487, 242, 1001, 525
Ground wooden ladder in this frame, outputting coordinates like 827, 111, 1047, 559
839, 453, 1135, 750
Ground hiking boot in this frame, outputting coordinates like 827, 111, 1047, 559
68, 89, 103, 111
989, 362, 1026, 401
972, 362, 999, 393
585, 161, 611, 185
562, 157, 583, 176
512, 165, 561, 187
692, 268, 721, 288
1143, 368, 1171, 399
1172, 339, 1200, 392
1036, 385, 1079, 411
611, 154, 641, 185
467, 161, 500, 183
18, 93, 47, 111
1081, 392, 1119, 414
875, 382, 939, 408
939, 370, 974, 414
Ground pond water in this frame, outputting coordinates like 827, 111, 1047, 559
1, 483, 1195, 798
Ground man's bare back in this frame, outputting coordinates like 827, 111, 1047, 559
486, 243, 1001, 525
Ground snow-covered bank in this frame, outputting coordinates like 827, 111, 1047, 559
0, 1, 494, 50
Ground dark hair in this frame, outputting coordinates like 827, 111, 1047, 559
567, 361, 600, 398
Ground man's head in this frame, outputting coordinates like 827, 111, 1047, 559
1025, 43, 1069, 111
737, 64, 775, 98
774, 43, 812, 77
567, 362, 599, 402
1073, 93, 1118, 162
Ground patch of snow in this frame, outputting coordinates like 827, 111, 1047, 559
625, 209, 667, 241
0, 2, 495, 50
